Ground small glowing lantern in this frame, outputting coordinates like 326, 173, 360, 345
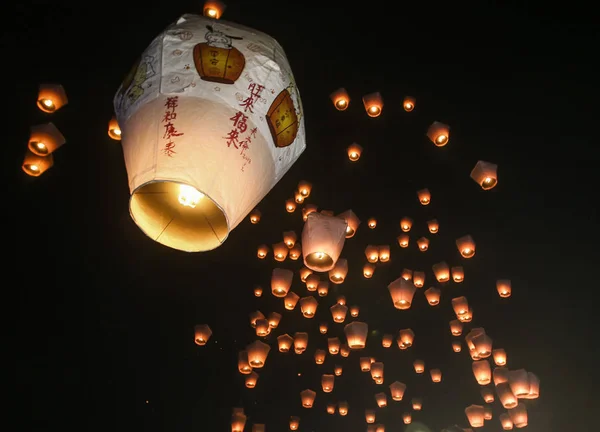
300, 296, 318, 318
294, 191, 304, 203
403, 96, 415, 112
246, 340, 270, 368
363, 92, 383, 117
302, 213, 347, 271
402, 413, 412, 424
452, 296, 469, 317
349, 305, 359, 317
272, 241, 289, 261
425, 287, 441, 305
293, 332, 308, 354
305, 274, 319, 291
400, 217, 413, 232
337, 209, 361, 238
338, 401, 348, 416
430, 368, 442, 382
388, 277, 416, 310
484, 405, 493, 420
456, 235, 476, 258
271, 268, 293, 297
472, 360, 492, 385
203, 0, 225, 19
401, 268, 413, 280
344, 321, 368, 349
365, 245, 379, 263
319, 323, 328, 334
363, 263, 375, 278
397, 328, 415, 349
298, 180, 312, 197
245, 371, 259, 388
317, 281, 329, 296
108, 116, 122, 140
300, 389, 316, 408
452, 266, 464, 282
375, 392, 387, 407
299, 267, 312, 282
347, 142, 363, 161
460, 308, 473, 322
413, 359, 425, 374
334, 365, 343, 376
417, 237, 429, 252
452, 341, 462, 352
231, 412, 247, 432
471, 160, 498, 190
253, 286, 262, 297
481, 387, 495, 403
427, 219, 439, 233
283, 230, 297, 248
389, 381, 406, 401
330, 87, 350, 111
378, 245, 390, 262
417, 188, 431, 205
499, 413, 514, 430
267, 312, 281, 328
494, 367, 509, 386
465, 405, 485, 428
397, 234, 409, 248
497, 382, 518, 408
28, 123, 66, 156
257, 244, 268, 259
321, 374, 335, 392
493, 348, 507, 366
22, 150, 53, 177
289, 416, 300, 430
238, 351, 252, 374
367, 218, 377, 229
284, 291, 299, 310
194, 324, 212, 345
360, 357, 372, 372
496, 279, 512, 298
427, 121, 450, 146
508, 403, 528, 428
413, 271, 425, 288
255, 319, 270, 336
285, 198, 296, 213
524, 372, 540, 399
412, 397, 422, 410
382, 334, 393, 348
37, 83, 68, 113
289, 243, 302, 260
365, 409, 376, 423
326, 403, 335, 414
278, 334, 293, 352
450, 319, 463, 336
336, 294, 346, 304
340, 344, 350, 357
330, 303, 348, 323
327, 337, 341, 354
250, 209, 261, 224
329, 258, 348, 283
433, 261, 450, 283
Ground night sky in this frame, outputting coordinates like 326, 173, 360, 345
10, 1, 596, 431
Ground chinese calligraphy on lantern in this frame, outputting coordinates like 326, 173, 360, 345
240, 82, 265, 113
162, 96, 184, 157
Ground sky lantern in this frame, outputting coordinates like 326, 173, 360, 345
430, 368, 442, 382
417, 188, 431, 205
108, 116, 122, 140
388, 277, 417, 310
329, 258, 348, 283
413, 271, 425, 287
338, 401, 349, 416
382, 334, 393, 348
289, 243, 302, 260
344, 321, 368, 349
403, 96, 416, 111
326, 403, 336, 414
193, 324, 212, 345
397, 328, 415, 349
375, 392, 387, 407
389, 381, 406, 401
283, 230, 297, 248
417, 237, 429, 252
412, 397, 423, 410
272, 241, 289, 261
460, 307, 474, 322
499, 413, 514, 430
493, 349, 507, 366
427, 121, 450, 146
363, 263, 375, 278
337, 209, 361, 238
401, 268, 413, 280
249, 208, 261, 224
284, 291, 299, 310
360, 357, 372, 372
452, 266, 464, 282
433, 261, 450, 282
254, 286, 262, 297
340, 343, 350, 357
252, 425, 265, 432
317, 281, 329, 296
305, 274, 319, 291
278, 334, 293, 352
397, 234, 409, 248
300, 389, 316, 408
507, 369, 531, 398
245, 371, 259, 388
248, 309, 263, 325
349, 305, 359, 317
367, 218, 377, 229
494, 366, 509, 386
365, 409, 376, 423
255, 318, 270, 336
370, 362, 384, 381
246, 340, 270, 368
300, 296, 318, 318
294, 191, 304, 204
330, 303, 348, 323
238, 351, 252, 374
508, 403, 528, 428
328, 336, 341, 354
365, 245, 379, 262
37, 83, 68, 113
271, 268, 293, 297
425, 287, 441, 305
400, 217, 413, 232
472, 360, 492, 385
496, 279, 512, 298
378, 245, 390, 262
302, 213, 347, 271
452, 341, 462, 352
484, 405, 493, 420
257, 244, 269, 259
363, 92, 383, 117
298, 180, 312, 197
299, 267, 312, 282
450, 319, 463, 336
22, 150, 53, 177
231, 411, 247, 432
334, 364, 343, 376
28, 123, 65, 156
471, 160, 498, 190
319, 323, 328, 334
456, 235, 476, 258
427, 219, 439, 233
524, 372, 540, 399
347, 142, 363, 161
330, 87, 350, 111
289, 416, 300, 430
267, 312, 281, 328
403, 413, 412, 424
413, 359, 425, 374
481, 387, 495, 403
285, 198, 296, 213
203, 0, 225, 18
321, 374, 335, 392
114, 14, 305, 252
294, 332, 308, 354
466, 328, 493, 358
497, 382, 518, 409
465, 404, 485, 428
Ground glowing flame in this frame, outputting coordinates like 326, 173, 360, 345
178, 184, 204, 208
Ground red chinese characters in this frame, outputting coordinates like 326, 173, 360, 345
162, 96, 184, 157
240, 82, 265, 113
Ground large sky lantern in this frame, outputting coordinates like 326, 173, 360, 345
249, 208, 261, 224
397, 328, 415, 349
256, 244, 269, 259
397, 234, 409, 248
238, 351, 252, 374
508, 403, 528, 428
338, 401, 349, 416
321, 374, 335, 392
427, 121, 450, 146
363, 91, 384, 117
367, 218, 377, 229
317, 281, 329, 296
327, 336, 341, 354
300, 389, 316, 408
375, 392, 388, 407
293, 332, 308, 354
347, 142, 363, 161
337, 209, 361, 238
425, 286, 441, 305
456, 235, 476, 258
313, 349, 326, 364
417, 237, 430, 252
465, 404, 485, 428
493, 348, 508, 366
497, 382, 518, 409
430, 368, 443, 382
413, 271, 425, 288
412, 397, 423, 410
114, 14, 306, 252
382, 334, 393, 348
400, 216, 413, 232
481, 386, 495, 403
267, 311, 281, 328
22, 149, 53, 177
363, 263, 376, 278
365, 408, 376, 423
284, 291, 299, 310
451, 266, 465, 282
289, 243, 302, 260
246, 340, 270, 368
344, 321, 368, 349
289, 416, 300, 430
494, 366, 509, 386
37, 83, 68, 113
255, 318, 270, 336
302, 212, 347, 272
472, 360, 493, 385
365, 245, 379, 263
249, 310, 265, 327
388, 277, 417, 310
271, 268, 293, 297
231, 411, 247, 432
471, 160, 499, 190
349, 305, 360, 317
378, 245, 391, 262
283, 230, 297, 248
272, 241, 289, 261
452, 341, 462, 352
305, 273, 319, 291
285, 198, 296, 213
389, 381, 407, 401
433, 261, 451, 283
329, 258, 348, 283
202, 0, 225, 19
334, 364, 343, 376
417, 188, 431, 205
499, 412, 514, 430
28, 122, 65, 156
413, 359, 425, 374
330, 87, 350, 111
245, 371, 259, 388
299, 296, 318, 318
450, 319, 464, 336
496, 279, 512, 298
403, 95, 416, 112
277, 334, 293, 352
193, 324, 212, 345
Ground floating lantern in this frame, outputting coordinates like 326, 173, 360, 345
108, 116, 122, 140
22, 149, 53, 177
360, 357, 372, 372
400, 217, 413, 232
493, 348, 507, 366
413, 271, 425, 288
388, 277, 416, 310
238, 351, 252, 374
334, 365, 343, 376
363, 92, 383, 117
321, 374, 335, 392
427, 219, 439, 233
349, 305, 359, 317
433, 261, 450, 282
28, 123, 65, 156
347, 142, 363, 161
330, 303, 348, 323
299, 267, 312, 282
413, 359, 425, 374
278, 334, 293, 352
284, 291, 299, 310
497, 382, 518, 409
380, 334, 393, 348
371, 362, 384, 383
300, 389, 316, 408
397, 234, 409, 248
507, 369, 531, 398
449, 319, 463, 336
319, 323, 328, 334
417, 188, 431, 205
338, 401, 348, 416
114, 14, 306, 252
389, 381, 406, 401
317, 281, 329, 296
285, 198, 296, 212
375, 392, 387, 407
193, 324, 212, 345
300, 296, 318, 318
378, 245, 390, 262
245, 371, 258, 388
272, 241, 289, 261
37, 83, 68, 113
499, 413, 514, 430
452, 296, 469, 317
298, 180, 312, 197
484, 405, 493, 420
305, 274, 319, 291
365, 409, 376, 423
326, 403, 335, 414
330, 87, 350, 111
496, 279, 512, 298
329, 258, 348, 283
456, 235, 476, 258
271, 268, 293, 297
249, 209, 261, 224
401, 268, 413, 280
344, 321, 368, 349
294, 191, 304, 204
257, 244, 268, 259
254, 286, 262, 297
337, 209, 360, 238
472, 360, 492, 385
246, 340, 270, 368
231, 412, 247, 432
267, 312, 281, 328
403, 413, 412, 425
302, 213, 347, 271
397, 328, 415, 349
289, 416, 300, 430
417, 237, 429, 252
203, 0, 225, 19
283, 230, 297, 248
494, 367, 509, 386
340, 344, 350, 357
363, 263, 375, 278
289, 243, 301, 260
508, 403, 528, 428
451, 266, 464, 282
430, 368, 442, 382
365, 245, 379, 263
412, 397, 422, 410
425, 287, 441, 305
327, 336, 341, 354
465, 405, 485, 428
255, 318, 270, 336
293, 332, 308, 354
481, 387, 495, 403
471, 160, 498, 190
403, 96, 415, 112
367, 218, 377, 229
524, 372, 540, 399
452, 341, 462, 352
427, 121, 450, 146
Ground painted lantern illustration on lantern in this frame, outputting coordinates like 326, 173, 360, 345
193, 25, 246, 84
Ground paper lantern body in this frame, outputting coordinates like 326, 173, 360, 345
302, 213, 347, 272
114, 14, 306, 252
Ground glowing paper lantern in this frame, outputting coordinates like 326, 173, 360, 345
363, 263, 375, 278
302, 213, 347, 271
456, 235, 476, 258
499, 413, 514, 430
238, 351, 252, 374
283, 230, 297, 248
508, 403, 528, 428
347, 142, 363, 161
284, 291, 299, 310
363, 92, 383, 117
365, 409, 376, 423
465, 405, 485, 428
337, 209, 361, 238
329, 258, 348, 283
294, 332, 308, 353
452, 266, 464, 282
299, 296, 318, 318
246, 340, 270, 368
417, 188, 431, 205
493, 348, 507, 366
272, 241, 288, 261
257, 244, 268, 259
37, 83, 68, 113
245, 371, 259, 388
375, 392, 387, 407
305, 274, 319, 291
349, 305, 359, 317
367, 218, 377, 229
397, 328, 415, 349
388, 277, 417, 310
425, 287, 441, 305
413, 359, 425, 374
254, 286, 262, 297
108, 116, 122, 140
344, 321, 368, 349
417, 237, 429, 252
28, 123, 65, 156
203, 0, 225, 19
472, 360, 492, 385
193, 324, 212, 345
327, 337, 341, 354
403, 96, 415, 112
285, 198, 296, 212
317, 281, 329, 296
413, 271, 425, 288
321, 374, 335, 392
427, 219, 439, 233
289, 416, 300, 430
338, 401, 348, 416
330, 87, 350, 110
22, 150, 53, 177
433, 261, 450, 282
298, 180, 312, 197
412, 397, 422, 410
430, 368, 442, 382
400, 217, 413, 232
289, 243, 301, 260
231, 412, 247, 432
114, 14, 306, 252
278, 334, 293, 352
389, 381, 406, 401
496, 279, 512, 298
378, 245, 390, 262
271, 268, 293, 297
427, 121, 450, 146
382, 334, 393, 348
470, 160, 498, 190
300, 389, 316, 408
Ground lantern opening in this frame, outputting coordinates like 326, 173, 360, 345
130, 181, 229, 252
30, 141, 48, 155
37, 98, 56, 112
336, 99, 347, 109
305, 251, 334, 271
482, 176, 497, 189
435, 134, 448, 145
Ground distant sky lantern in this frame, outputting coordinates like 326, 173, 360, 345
294, 332, 308, 354
364, 245, 379, 263
108, 116, 122, 140
403, 96, 416, 112
401, 268, 413, 280
471, 160, 498, 190
363, 92, 383, 117
365, 409, 376, 423
452, 341, 462, 352
271, 268, 293, 297
289, 416, 300, 430
400, 217, 413, 232
28, 123, 65, 156
452, 266, 464, 282
330, 87, 350, 111
327, 337, 341, 354
493, 349, 507, 366
305, 274, 319, 291
496, 279, 512, 298
284, 291, 299, 310
255, 318, 270, 336
433, 261, 450, 283
326, 403, 335, 414
412, 397, 423, 410
417, 188, 431, 205
347, 142, 363, 161
321, 374, 335, 392
267, 312, 282, 328
278, 334, 293, 352
494, 366, 509, 386
397, 234, 409, 248
319, 323, 328, 334
413, 271, 425, 288
508, 403, 528, 428
340, 344, 350, 357
481, 387, 495, 403
456, 235, 476, 258
367, 218, 377, 229
360, 357, 372, 371
389, 381, 407, 401
249, 311, 265, 328
378, 245, 390, 262
460, 307, 473, 322
382, 334, 393, 348
402, 413, 412, 425
37, 83, 68, 113
363, 263, 375, 278
338, 401, 349, 416
417, 237, 429, 252
298, 180, 312, 197
375, 392, 387, 407
344, 321, 368, 349
337, 209, 361, 238
299, 267, 313, 282
329, 258, 348, 283
254, 286, 262, 297
300, 389, 316, 408
250, 209, 261, 224
524, 372, 540, 399
465, 405, 485, 428
472, 360, 492, 385
425, 287, 441, 305
114, 14, 305, 252
300, 296, 318, 318
257, 244, 269, 259
427, 121, 450, 146
507, 369, 531, 398
302, 213, 347, 271
245, 371, 259, 388
388, 277, 417, 310
484, 405, 493, 420
238, 351, 252, 374
231, 412, 247, 432
499, 413, 514, 430
427, 219, 439, 233
452, 296, 469, 317
334, 365, 343, 376
203, 0, 225, 18
413, 359, 425, 374
349, 305, 359, 317
468, 329, 493, 358
397, 328, 415, 349
289, 243, 302, 260
450, 319, 463, 336
272, 241, 289, 261
314, 349, 326, 364
283, 230, 297, 248
317, 281, 329, 296
285, 198, 296, 213
497, 382, 518, 408
294, 191, 305, 204
330, 303, 348, 323
430, 368, 442, 382
22, 150, 53, 177
193, 324, 212, 345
